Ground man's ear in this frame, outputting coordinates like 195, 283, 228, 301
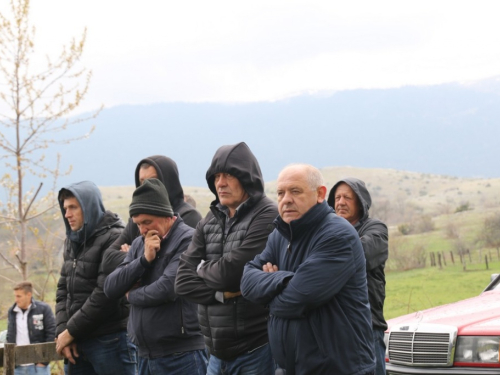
317, 186, 327, 203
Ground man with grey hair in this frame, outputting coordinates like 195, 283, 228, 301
328, 177, 388, 375
241, 164, 375, 375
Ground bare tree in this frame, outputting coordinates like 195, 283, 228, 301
0, 0, 98, 281
479, 213, 500, 259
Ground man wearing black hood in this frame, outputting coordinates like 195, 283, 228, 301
328, 178, 389, 375
175, 142, 278, 375
109, 155, 201, 253
55, 181, 136, 375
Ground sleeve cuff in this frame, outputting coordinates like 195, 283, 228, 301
215, 291, 225, 304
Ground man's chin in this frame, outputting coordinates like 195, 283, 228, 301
282, 213, 298, 223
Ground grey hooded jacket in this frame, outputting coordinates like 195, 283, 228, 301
56, 181, 128, 339
328, 177, 388, 330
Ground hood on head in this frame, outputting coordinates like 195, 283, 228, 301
134, 155, 185, 208
58, 181, 105, 242
206, 142, 265, 202
327, 177, 371, 222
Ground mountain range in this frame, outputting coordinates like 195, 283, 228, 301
35, 77, 500, 189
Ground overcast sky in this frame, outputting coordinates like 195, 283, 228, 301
9, 1, 500, 113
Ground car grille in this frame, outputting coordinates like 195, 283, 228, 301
388, 323, 457, 367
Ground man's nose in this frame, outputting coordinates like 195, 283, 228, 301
282, 191, 293, 204
216, 176, 227, 187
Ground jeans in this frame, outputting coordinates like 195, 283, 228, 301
373, 328, 387, 375
207, 343, 274, 375
64, 331, 137, 375
14, 364, 50, 375
138, 349, 207, 375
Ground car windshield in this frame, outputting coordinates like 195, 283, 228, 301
483, 273, 500, 292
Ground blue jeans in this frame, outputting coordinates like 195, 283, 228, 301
64, 331, 137, 375
138, 349, 207, 375
373, 328, 386, 375
14, 364, 50, 375
207, 343, 274, 375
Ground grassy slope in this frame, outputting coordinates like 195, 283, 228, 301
385, 262, 500, 319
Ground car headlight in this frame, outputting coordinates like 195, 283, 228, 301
384, 331, 389, 359
454, 336, 500, 364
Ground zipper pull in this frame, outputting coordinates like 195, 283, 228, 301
73, 259, 77, 268
181, 326, 185, 334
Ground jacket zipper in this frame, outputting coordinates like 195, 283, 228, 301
69, 240, 80, 312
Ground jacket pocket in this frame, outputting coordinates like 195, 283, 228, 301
309, 316, 327, 357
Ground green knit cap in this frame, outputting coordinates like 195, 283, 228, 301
129, 178, 173, 218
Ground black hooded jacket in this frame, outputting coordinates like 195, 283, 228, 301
328, 177, 388, 330
175, 142, 278, 360
104, 156, 202, 272
55, 181, 128, 339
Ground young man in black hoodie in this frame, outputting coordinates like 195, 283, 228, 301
175, 142, 278, 375
328, 177, 389, 375
104, 179, 206, 375
55, 181, 136, 375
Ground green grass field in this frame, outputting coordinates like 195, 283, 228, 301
384, 261, 499, 319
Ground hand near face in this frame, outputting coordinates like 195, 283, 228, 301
263, 262, 279, 273
144, 230, 161, 262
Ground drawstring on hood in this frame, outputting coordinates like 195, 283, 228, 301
206, 142, 265, 205
327, 177, 372, 223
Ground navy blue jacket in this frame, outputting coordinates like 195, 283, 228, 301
7, 298, 56, 344
241, 201, 375, 375
104, 216, 204, 358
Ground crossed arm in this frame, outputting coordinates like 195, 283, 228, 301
241, 232, 357, 319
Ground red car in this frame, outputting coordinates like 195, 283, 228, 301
384, 274, 500, 374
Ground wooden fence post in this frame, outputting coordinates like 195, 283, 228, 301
0, 342, 62, 375
441, 251, 446, 266
450, 251, 455, 264
485, 255, 489, 270
3, 343, 15, 375
438, 252, 442, 269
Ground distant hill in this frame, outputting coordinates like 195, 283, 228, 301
102, 165, 500, 273
102, 166, 500, 226
6, 75, 492, 197
49, 78, 500, 191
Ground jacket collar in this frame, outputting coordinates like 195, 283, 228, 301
275, 201, 333, 240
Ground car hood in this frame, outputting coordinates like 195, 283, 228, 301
387, 290, 500, 335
